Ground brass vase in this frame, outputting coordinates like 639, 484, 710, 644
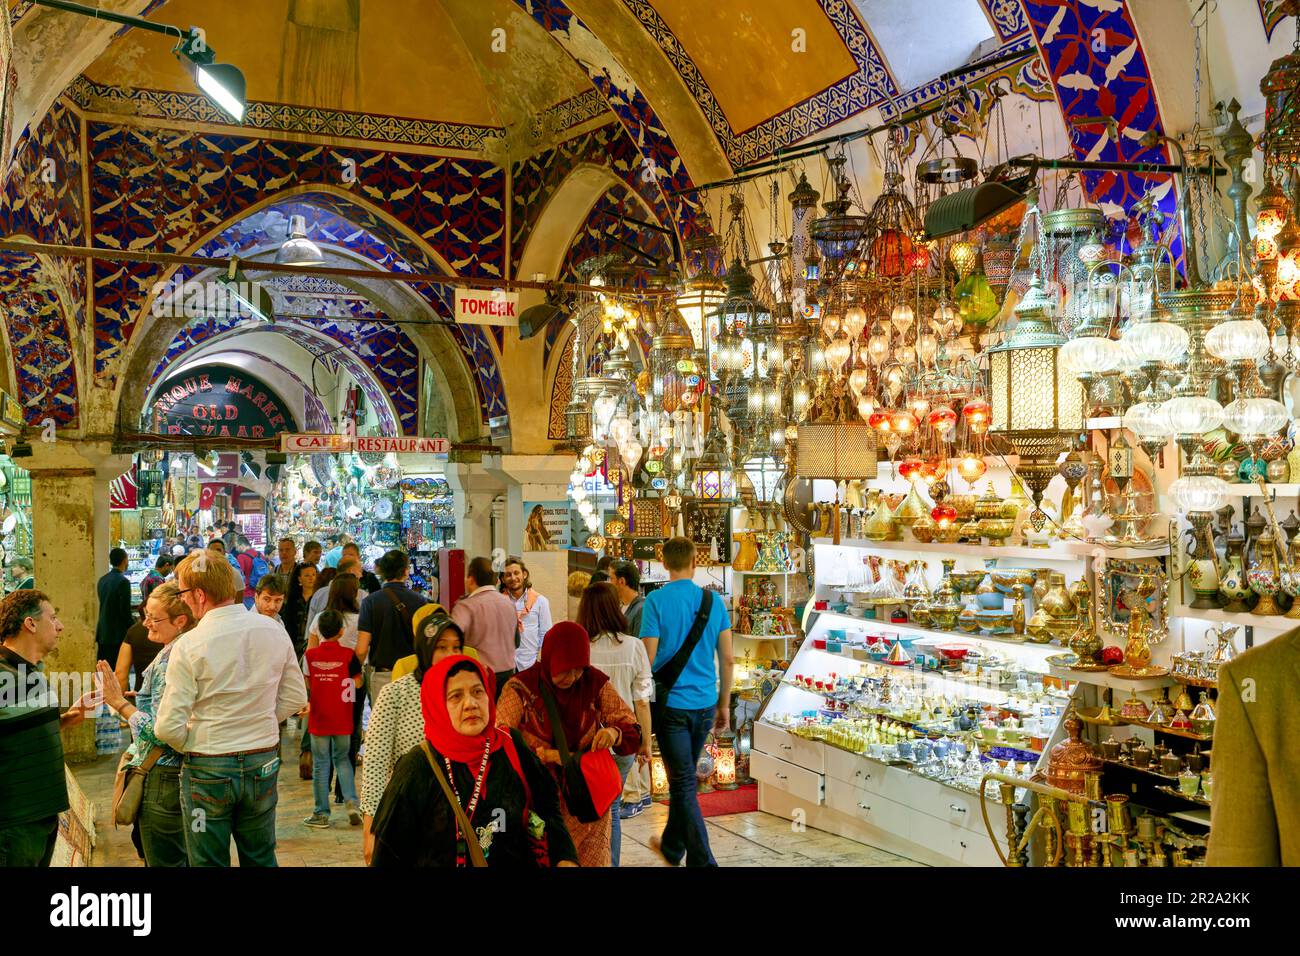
1041, 572, 1077, 619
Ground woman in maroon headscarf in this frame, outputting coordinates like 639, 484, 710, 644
369, 655, 577, 867
497, 621, 642, 867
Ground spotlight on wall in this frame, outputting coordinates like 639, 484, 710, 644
175, 29, 247, 122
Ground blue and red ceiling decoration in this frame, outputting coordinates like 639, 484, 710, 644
86, 123, 507, 427
0, 100, 86, 427
1258, 1, 1296, 41
1020, 0, 1179, 254
513, 0, 708, 243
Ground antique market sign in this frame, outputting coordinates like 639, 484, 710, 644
151, 366, 296, 438
280, 434, 450, 455
453, 287, 519, 326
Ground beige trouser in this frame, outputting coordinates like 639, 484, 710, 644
623, 760, 651, 802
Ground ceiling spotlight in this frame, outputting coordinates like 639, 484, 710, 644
174, 29, 246, 122
276, 214, 324, 267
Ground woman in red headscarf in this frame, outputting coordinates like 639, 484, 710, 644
369, 655, 577, 867
497, 621, 642, 867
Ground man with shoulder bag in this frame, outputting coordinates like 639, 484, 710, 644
355, 550, 428, 707
639, 537, 734, 868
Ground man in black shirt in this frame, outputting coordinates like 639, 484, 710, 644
355, 550, 427, 706
95, 548, 134, 665
0, 591, 92, 866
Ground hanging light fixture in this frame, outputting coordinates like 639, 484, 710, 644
277, 214, 325, 266
987, 274, 1085, 513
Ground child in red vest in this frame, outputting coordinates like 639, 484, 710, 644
303, 610, 361, 828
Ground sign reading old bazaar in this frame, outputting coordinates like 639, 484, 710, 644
151, 366, 296, 438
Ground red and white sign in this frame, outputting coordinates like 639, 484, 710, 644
280, 433, 352, 453
454, 287, 519, 326
356, 436, 450, 455
279, 433, 449, 455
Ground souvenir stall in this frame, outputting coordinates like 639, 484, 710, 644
557, 35, 1300, 864
271, 450, 407, 563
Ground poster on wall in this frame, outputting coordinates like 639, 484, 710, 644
523, 501, 571, 551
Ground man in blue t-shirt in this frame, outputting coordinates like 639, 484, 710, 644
639, 536, 734, 868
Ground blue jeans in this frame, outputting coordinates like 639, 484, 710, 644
610, 753, 636, 867
656, 705, 717, 867
180, 747, 281, 867
139, 765, 187, 867
310, 734, 357, 815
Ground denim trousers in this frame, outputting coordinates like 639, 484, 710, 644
0, 816, 58, 867
180, 747, 281, 867
656, 705, 717, 867
610, 753, 636, 867
310, 734, 357, 815
139, 765, 188, 867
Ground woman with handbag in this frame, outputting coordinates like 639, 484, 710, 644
497, 622, 642, 867
369, 655, 577, 867
96, 582, 194, 867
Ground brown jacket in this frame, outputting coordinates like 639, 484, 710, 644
1207, 627, 1300, 866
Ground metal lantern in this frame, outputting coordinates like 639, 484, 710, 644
988, 274, 1085, 509
712, 730, 738, 790
650, 737, 670, 798
689, 427, 735, 502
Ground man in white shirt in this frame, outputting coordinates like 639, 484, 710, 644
155, 549, 308, 867
501, 556, 552, 672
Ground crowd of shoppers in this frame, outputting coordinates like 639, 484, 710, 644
8, 531, 741, 868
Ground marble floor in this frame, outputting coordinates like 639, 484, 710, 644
71, 728, 924, 867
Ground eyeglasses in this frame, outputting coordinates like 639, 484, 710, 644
143, 615, 174, 626
174, 587, 194, 596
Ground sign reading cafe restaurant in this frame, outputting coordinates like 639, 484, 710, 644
151, 366, 295, 438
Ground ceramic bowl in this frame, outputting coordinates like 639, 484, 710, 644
979, 518, 1016, 544
949, 570, 986, 594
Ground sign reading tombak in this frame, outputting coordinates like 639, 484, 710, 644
281, 434, 451, 455
454, 287, 519, 325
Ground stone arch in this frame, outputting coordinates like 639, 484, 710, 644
111, 185, 496, 442
516, 162, 629, 282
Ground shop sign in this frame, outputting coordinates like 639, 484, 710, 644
453, 287, 519, 326
279, 434, 450, 455
356, 436, 450, 454
281, 433, 352, 453
152, 366, 294, 438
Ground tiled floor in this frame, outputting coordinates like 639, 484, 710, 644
72, 728, 923, 867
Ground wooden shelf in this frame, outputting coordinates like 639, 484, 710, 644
1121, 717, 1213, 742
1156, 785, 1211, 807
1228, 483, 1300, 498
1087, 416, 1122, 431
731, 568, 797, 575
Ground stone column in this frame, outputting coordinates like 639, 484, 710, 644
483, 453, 576, 619
25, 440, 133, 762
444, 461, 505, 558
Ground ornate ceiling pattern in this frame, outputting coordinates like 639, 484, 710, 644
66, 75, 506, 154
85, 123, 507, 425
0, 252, 80, 426
618, 0, 896, 167
1259, 1, 1293, 40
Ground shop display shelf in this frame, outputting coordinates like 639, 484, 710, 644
1231, 483, 1300, 498
1168, 808, 1212, 827
810, 733, 1018, 803
1155, 785, 1211, 808
1086, 416, 1123, 431
809, 610, 1068, 666
813, 536, 1082, 562
1056, 540, 1171, 559
1171, 673, 1218, 690
1167, 603, 1296, 633
732, 633, 798, 642
1118, 718, 1213, 743
731, 568, 797, 575
1047, 665, 1173, 694
1101, 757, 1179, 784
